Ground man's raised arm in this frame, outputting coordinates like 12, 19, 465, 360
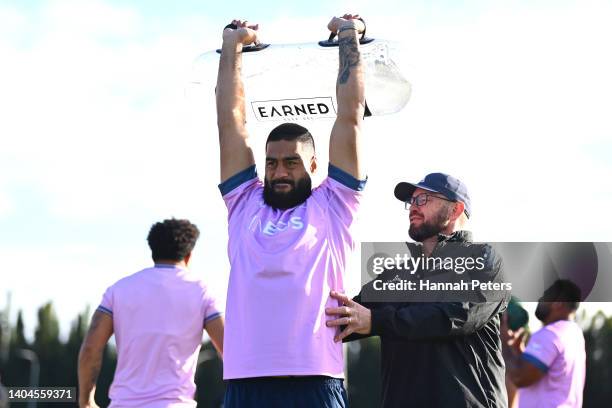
216, 20, 258, 182
328, 15, 367, 180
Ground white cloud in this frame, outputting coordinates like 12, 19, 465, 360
352, 1, 612, 242
0, 1, 225, 222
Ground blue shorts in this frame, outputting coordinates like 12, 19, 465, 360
224, 376, 348, 408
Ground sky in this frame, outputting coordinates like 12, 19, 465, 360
1, 0, 611, 340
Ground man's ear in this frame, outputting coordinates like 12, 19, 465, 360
451, 201, 465, 221
184, 252, 192, 266
310, 156, 318, 174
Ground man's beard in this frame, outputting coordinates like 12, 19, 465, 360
408, 207, 451, 242
263, 175, 312, 210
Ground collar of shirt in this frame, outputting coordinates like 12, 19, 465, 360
154, 263, 186, 270
437, 230, 473, 243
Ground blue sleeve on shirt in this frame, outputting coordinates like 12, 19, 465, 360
218, 165, 258, 196
328, 164, 367, 191
521, 352, 550, 373
204, 312, 223, 326
97, 305, 113, 316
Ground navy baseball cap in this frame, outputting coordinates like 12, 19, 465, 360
394, 173, 472, 218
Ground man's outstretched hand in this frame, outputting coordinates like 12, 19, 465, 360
222, 19, 259, 46
326, 290, 371, 342
327, 14, 365, 35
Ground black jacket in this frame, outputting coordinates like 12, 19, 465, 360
348, 231, 509, 408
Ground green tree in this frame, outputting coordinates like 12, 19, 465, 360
11, 311, 27, 349
583, 311, 612, 407
347, 337, 381, 408
34, 303, 60, 350
60, 307, 91, 391
33, 302, 62, 389
3, 310, 30, 387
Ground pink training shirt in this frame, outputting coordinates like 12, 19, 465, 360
97, 265, 222, 408
519, 320, 586, 408
219, 164, 365, 379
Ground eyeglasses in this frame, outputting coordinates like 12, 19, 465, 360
404, 193, 455, 210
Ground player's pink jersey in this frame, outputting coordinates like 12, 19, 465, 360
519, 320, 586, 408
98, 265, 222, 407
220, 165, 365, 379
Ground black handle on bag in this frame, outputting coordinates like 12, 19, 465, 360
319, 17, 374, 47
216, 23, 270, 54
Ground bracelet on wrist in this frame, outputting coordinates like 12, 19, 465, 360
338, 26, 358, 34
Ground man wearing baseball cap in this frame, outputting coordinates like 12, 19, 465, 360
326, 173, 510, 408
394, 172, 472, 254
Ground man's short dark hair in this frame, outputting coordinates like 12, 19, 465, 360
543, 279, 582, 311
266, 123, 315, 153
147, 218, 200, 262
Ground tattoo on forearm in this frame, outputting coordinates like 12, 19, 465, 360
338, 34, 360, 85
